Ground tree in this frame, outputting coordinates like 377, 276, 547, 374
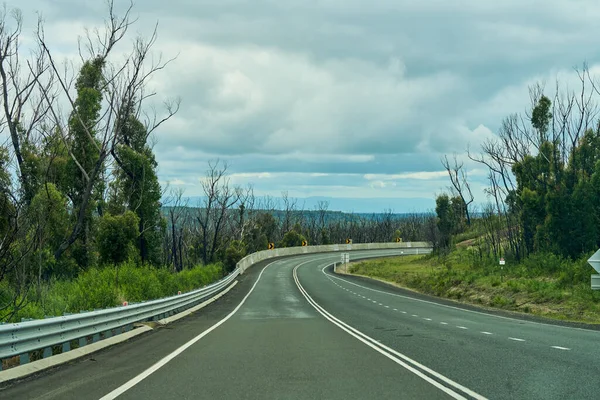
280, 229, 307, 248
63, 57, 105, 269
33, 2, 178, 264
224, 240, 246, 273
97, 211, 139, 288
196, 160, 240, 265
0, 9, 53, 205
28, 183, 70, 283
110, 111, 165, 265
530, 95, 552, 144
441, 154, 474, 225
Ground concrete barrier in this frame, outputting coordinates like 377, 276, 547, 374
236, 242, 432, 273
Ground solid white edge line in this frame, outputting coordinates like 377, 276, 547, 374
322, 265, 600, 333
295, 261, 488, 400
99, 260, 279, 400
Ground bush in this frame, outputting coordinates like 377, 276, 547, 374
224, 240, 246, 273
3, 262, 225, 322
118, 263, 164, 302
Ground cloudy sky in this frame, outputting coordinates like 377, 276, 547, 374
10, 0, 600, 212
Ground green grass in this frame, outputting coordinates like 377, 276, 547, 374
348, 249, 600, 324
1, 262, 224, 322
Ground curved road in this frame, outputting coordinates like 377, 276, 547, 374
3, 250, 600, 399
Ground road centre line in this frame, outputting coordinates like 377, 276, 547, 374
295, 261, 487, 400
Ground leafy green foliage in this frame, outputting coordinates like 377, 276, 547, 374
279, 229, 307, 248
435, 193, 466, 248
97, 211, 140, 266
109, 112, 164, 265
63, 57, 106, 269
224, 240, 246, 272
5, 262, 223, 321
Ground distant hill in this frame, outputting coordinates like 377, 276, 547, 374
163, 195, 436, 214
160, 206, 433, 224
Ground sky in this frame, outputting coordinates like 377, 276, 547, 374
7, 0, 600, 212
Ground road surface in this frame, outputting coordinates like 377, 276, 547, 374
2, 250, 600, 399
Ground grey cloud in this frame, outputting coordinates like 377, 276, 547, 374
9, 0, 600, 209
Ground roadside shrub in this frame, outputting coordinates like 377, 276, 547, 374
173, 263, 224, 293
118, 263, 164, 302
67, 267, 119, 312
4, 262, 225, 322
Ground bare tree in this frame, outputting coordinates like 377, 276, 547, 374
0, 8, 55, 203
196, 160, 241, 265
441, 154, 474, 225
281, 190, 297, 234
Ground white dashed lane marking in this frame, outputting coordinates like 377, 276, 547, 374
330, 274, 573, 352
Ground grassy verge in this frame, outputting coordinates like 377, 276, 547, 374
347, 250, 600, 324
1, 262, 224, 322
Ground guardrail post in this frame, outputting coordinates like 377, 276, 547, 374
43, 347, 52, 358
20, 352, 30, 365
79, 337, 86, 348
62, 342, 70, 353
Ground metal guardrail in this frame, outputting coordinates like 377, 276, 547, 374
236, 242, 432, 274
0, 241, 433, 371
0, 268, 240, 369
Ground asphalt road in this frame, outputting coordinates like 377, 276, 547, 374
3, 249, 600, 399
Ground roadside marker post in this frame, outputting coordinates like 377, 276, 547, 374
588, 249, 600, 290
